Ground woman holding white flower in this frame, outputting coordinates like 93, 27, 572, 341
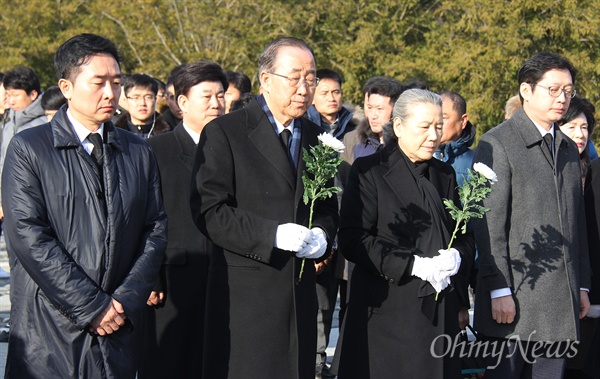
335, 89, 475, 378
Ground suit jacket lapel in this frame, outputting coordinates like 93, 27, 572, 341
246, 102, 296, 190
512, 108, 554, 168
173, 123, 196, 172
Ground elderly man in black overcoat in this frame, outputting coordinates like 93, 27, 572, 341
191, 37, 339, 379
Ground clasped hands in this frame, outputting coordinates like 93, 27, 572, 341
89, 298, 126, 336
411, 248, 461, 292
274, 223, 327, 259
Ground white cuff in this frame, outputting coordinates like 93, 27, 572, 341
490, 288, 512, 299
580, 288, 590, 292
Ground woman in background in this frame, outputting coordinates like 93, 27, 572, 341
558, 96, 595, 187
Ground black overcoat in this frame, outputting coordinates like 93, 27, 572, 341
1, 107, 167, 378
191, 99, 339, 379
336, 147, 474, 379
139, 124, 211, 378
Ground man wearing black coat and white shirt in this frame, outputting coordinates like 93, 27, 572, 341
1, 34, 167, 378
191, 37, 339, 379
140, 61, 228, 379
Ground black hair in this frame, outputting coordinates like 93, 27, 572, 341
362, 76, 404, 104
54, 33, 121, 81
440, 90, 467, 116
124, 73, 159, 96
230, 93, 256, 113
173, 61, 228, 99
403, 79, 428, 90
517, 52, 577, 101
558, 95, 595, 184
166, 65, 186, 88
41, 86, 67, 111
559, 96, 596, 136
155, 78, 166, 92
3, 66, 41, 95
224, 70, 251, 94
316, 68, 342, 86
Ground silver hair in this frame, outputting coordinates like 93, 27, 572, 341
383, 89, 442, 145
257, 37, 314, 86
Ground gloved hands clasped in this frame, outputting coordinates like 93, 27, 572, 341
274, 223, 328, 259
411, 248, 462, 292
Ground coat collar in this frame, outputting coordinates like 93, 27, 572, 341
510, 107, 571, 167
51, 106, 124, 152
246, 99, 298, 190
173, 122, 197, 171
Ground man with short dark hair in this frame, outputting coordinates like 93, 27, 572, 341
473, 52, 590, 378
114, 73, 170, 138
343, 76, 404, 161
224, 70, 252, 113
434, 90, 475, 186
0, 66, 47, 221
307, 68, 356, 141
161, 65, 185, 129
2, 33, 167, 378
191, 37, 339, 379
140, 61, 228, 378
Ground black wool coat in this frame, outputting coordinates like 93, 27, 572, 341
336, 147, 474, 379
139, 124, 211, 378
191, 99, 339, 379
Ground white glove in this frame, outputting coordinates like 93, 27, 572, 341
411, 248, 462, 292
296, 228, 328, 259
274, 223, 312, 252
587, 305, 600, 318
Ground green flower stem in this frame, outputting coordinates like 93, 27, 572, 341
298, 198, 316, 283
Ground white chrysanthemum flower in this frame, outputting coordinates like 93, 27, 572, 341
317, 133, 345, 153
473, 162, 498, 183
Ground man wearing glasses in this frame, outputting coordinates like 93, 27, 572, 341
191, 37, 338, 379
114, 73, 170, 139
473, 52, 591, 378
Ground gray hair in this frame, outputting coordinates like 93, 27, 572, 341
257, 37, 314, 85
383, 89, 442, 145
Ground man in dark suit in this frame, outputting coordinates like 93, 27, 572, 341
473, 52, 591, 378
139, 62, 227, 378
191, 37, 339, 379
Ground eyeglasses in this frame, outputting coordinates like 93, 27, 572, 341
533, 84, 576, 99
268, 72, 319, 88
126, 94, 156, 103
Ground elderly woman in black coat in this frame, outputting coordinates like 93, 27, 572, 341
336, 89, 475, 379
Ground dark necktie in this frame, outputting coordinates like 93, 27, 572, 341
280, 128, 292, 153
543, 133, 554, 162
88, 133, 104, 167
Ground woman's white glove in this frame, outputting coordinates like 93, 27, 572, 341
296, 228, 328, 259
411, 248, 462, 292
